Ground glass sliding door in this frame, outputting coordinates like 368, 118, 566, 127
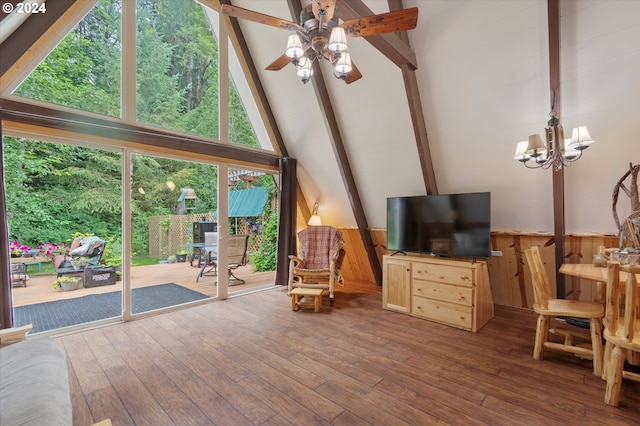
226, 168, 278, 296
129, 153, 218, 314
5, 137, 123, 333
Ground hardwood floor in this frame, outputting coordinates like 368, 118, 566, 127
58, 284, 640, 425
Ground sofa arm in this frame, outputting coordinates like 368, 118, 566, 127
0, 337, 72, 426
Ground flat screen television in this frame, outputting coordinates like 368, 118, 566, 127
387, 192, 491, 259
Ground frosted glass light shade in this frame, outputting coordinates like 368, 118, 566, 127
296, 56, 313, 78
328, 27, 348, 52
285, 34, 304, 58
334, 52, 352, 74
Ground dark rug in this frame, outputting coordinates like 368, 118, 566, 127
14, 283, 209, 333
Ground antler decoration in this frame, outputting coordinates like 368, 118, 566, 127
612, 163, 640, 251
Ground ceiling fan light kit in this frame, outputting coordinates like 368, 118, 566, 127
220, 2, 419, 85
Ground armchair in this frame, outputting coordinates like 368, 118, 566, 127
288, 226, 346, 304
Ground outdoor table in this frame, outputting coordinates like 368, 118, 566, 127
10, 256, 51, 273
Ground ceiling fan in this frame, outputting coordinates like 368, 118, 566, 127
220, 1, 418, 84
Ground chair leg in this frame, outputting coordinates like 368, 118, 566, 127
534, 314, 548, 360
589, 318, 604, 376
602, 340, 613, 380
604, 345, 626, 407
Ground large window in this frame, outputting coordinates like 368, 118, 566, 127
3, 0, 280, 333
13, 0, 122, 117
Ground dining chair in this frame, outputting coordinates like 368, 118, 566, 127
524, 246, 604, 376
603, 262, 640, 406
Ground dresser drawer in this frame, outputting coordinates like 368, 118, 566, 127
412, 296, 473, 330
412, 280, 473, 306
412, 262, 474, 287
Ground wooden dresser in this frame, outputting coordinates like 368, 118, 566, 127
382, 254, 494, 332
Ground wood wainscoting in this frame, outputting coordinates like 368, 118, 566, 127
336, 228, 619, 309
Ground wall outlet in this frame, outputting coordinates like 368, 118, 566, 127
491, 250, 503, 257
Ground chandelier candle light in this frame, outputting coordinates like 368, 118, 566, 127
514, 108, 594, 170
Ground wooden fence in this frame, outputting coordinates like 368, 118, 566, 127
149, 213, 263, 259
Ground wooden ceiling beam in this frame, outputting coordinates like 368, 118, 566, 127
287, 2, 383, 286
334, 0, 437, 194
0, 0, 97, 94
0, 97, 280, 169
547, 0, 566, 298
335, 0, 417, 69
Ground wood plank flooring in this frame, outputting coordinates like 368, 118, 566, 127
58, 284, 640, 425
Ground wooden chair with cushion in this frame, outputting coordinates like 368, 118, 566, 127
288, 226, 346, 304
524, 246, 604, 376
603, 262, 640, 406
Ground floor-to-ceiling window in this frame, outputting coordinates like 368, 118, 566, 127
2, 0, 281, 333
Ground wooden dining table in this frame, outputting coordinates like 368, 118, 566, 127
559, 262, 637, 283
561, 262, 640, 369
560, 262, 640, 301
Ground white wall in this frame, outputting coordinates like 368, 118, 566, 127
405, 0, 640, 234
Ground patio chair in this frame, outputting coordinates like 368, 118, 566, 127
55, 236, 106, 278
288, 226, 346, 304
196, 234, 249, 285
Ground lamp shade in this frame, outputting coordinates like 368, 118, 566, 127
296, 56, 313, 78
568, 126, 594, 149
285, 34, 304, 59
513, 141, 530, 161
525, 134, 546, 156
334, 52, 352, 74
308, 214, 322, 226
328, 27, 348, 52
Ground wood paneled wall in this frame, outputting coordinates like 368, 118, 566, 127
332, 228, 619, 309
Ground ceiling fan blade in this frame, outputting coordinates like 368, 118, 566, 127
340, 7, 418, 38
265, 53, 291, 71
344, 60, 362, 84
220, 4, 304, 32
311, 0, 337, 21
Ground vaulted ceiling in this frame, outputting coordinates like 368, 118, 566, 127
2, 0, 639, 241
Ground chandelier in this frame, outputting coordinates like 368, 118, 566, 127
514, 104, 595, 171
284, 7, 351, 84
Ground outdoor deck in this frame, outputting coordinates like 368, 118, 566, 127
12, 261, 277, 308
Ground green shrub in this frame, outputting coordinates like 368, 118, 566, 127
251, 211, 278, 271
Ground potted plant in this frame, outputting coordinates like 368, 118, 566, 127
52, 276, 80, 291
176, 250, 188, 263
167, 255, 177, 264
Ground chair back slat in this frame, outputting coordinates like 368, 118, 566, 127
525, 246, 552, 310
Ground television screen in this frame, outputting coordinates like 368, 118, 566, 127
387, 192, 491, 259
